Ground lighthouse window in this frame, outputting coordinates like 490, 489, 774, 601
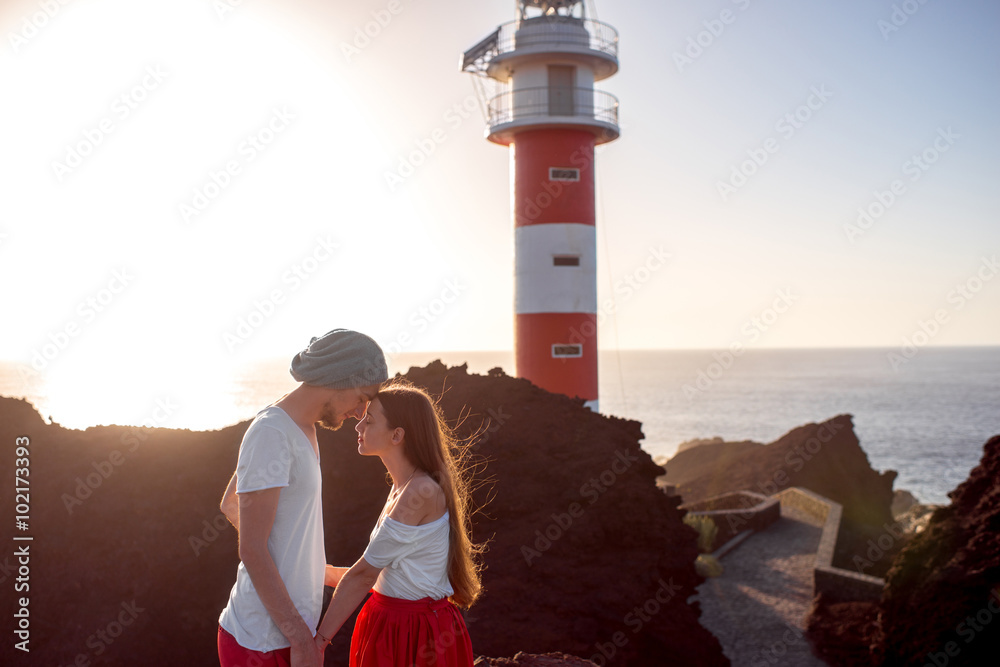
553, 255, 580, 267
549, 168, 580, 182
552, 344, 583, 358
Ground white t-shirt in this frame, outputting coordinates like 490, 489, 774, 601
219, 407, 325, 651
363, 512, 454, 601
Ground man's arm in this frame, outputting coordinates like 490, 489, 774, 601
220, 471, 239, 529
238, 488, 322, 667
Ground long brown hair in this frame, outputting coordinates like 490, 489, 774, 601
375, 379, 484, 608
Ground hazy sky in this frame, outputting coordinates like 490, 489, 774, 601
1, 0, 998, 425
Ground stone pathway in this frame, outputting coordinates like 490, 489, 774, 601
696, 506, 831, 666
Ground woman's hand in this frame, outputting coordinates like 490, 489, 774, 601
324, 565, 348, 588
220, 471, 239, 530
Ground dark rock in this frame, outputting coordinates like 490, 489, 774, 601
807, 434, 1000, 666
660, 440, 762, 490
474, 652, 598, 666
874, 435, 1000, 666
804, 595, 879, 667
891, 488, 919, 518
674, 436, 762, 455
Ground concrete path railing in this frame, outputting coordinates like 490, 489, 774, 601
774, 487, 885, 602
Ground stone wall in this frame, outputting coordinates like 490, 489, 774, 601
683, 491, 780, 552
776, 488, 885, 602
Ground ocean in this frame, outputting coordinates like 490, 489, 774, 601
3, 347, 997, 505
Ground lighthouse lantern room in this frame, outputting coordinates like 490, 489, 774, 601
462, 0, 620, 411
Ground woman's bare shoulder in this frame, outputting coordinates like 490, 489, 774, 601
389, 474, 445, 525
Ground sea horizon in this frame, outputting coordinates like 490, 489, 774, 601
3, 345, 998, 506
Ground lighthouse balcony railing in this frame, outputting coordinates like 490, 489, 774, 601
487, 87, 619, 129
496, 17, 618, 60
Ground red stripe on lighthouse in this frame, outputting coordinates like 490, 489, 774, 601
513, 128, 596, 228
515, 312, 597, 402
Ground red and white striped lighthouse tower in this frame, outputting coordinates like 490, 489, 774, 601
462, 0, 619, 410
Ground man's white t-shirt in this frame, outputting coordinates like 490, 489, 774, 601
219, 407, 325, 651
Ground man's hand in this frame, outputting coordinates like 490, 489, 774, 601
314, 633, 330, 657
313, 557, 382, 649
290, 635, 323, 667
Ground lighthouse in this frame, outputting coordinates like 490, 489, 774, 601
462, 0, 619, 411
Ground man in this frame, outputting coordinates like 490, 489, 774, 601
217, 329, 388, 667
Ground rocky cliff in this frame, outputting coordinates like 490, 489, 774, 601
806, 434, 1000, 666
874, 434, 1000, 666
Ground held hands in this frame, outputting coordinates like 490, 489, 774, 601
291, 634, 324, 667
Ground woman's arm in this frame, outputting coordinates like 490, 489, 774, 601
220, 471, 239, 529
314, 557, 381, 650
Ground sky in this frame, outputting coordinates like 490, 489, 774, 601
1, 0, 998, 428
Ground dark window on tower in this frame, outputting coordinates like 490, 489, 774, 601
549, 167, 580, 181
552, 344, 583, 358
553, 255, 580, 267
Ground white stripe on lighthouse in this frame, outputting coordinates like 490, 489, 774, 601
515, 223, 597, 314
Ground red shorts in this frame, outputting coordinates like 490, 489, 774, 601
218, 625, 291, 667
350, 591, 473, 667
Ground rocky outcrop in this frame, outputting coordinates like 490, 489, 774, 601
891, 488, 919, 517
659, 440, 762, 491
806, 434, 1000, 666
874, 435, 1000, 666
0, 362, 728, 667
474, 652, 598, 666
664, 415, 895, 528
804, 597, 880, 667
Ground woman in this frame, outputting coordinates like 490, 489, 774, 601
315, 380, 483, 666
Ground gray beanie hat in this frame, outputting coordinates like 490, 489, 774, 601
289, 329, 388, 389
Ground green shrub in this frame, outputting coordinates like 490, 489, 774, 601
683, 514, 718, 554
695, 554, 724, 578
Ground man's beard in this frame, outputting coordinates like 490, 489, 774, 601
318, 405, 344, 431
318, 415, 344, 431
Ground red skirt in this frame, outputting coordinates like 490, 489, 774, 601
218, 625, 291, 667
350, 591, 473, 667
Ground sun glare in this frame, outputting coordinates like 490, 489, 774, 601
1, 0, 437, 429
